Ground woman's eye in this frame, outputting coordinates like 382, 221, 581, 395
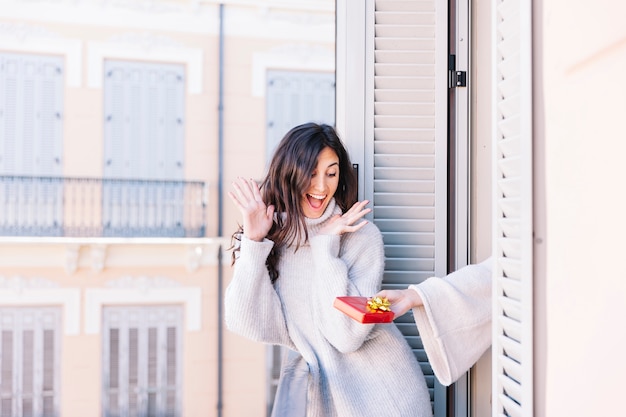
327, 172, 337, 177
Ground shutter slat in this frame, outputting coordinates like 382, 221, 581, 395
498, 295, 522, 322
497, 135, 521, 159
500, 353, 523, 383
375, 199, 427, 214
375, 63, 435, 76
375, 76, 435, 90
375, 155, 435, 168
498, 197, 521, 219
497, 391, 522, 417
375, 12, 435, 26
374, 181, 435, 193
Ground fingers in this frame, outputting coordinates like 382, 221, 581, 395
345, 200, 371, 216
227, 190, 244, 210
231, 177, 259, 202
347, 219, 369, 232
375, 289, 390, 299
229, 177, 266, 211
342, 200, 371, 223
266, 204, 276, 219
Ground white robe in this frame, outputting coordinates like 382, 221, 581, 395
410, 258, 493, 386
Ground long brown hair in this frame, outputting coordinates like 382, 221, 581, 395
231, 122, 358, 282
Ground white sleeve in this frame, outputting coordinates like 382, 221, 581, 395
409, 257, 492, 386
224, 236, 292, 347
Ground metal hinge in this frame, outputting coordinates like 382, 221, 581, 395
449, 54, 467, 88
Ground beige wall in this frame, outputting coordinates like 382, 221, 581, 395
537, 0, 626, 415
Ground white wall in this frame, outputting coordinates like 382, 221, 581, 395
538, 0, 626, 415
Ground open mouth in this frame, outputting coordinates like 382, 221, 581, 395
306, 193, 326, 210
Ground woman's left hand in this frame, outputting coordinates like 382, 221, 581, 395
318, 200, 372, 235
373, 288, 423, 317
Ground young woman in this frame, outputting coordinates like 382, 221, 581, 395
225, 123, 432, 416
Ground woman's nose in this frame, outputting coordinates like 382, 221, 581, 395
311, 175, 325, 191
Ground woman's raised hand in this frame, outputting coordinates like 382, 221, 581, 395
228, 177, 275, 242
318, 200, 372, 236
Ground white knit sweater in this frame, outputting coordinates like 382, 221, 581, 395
225, 199, 433, 417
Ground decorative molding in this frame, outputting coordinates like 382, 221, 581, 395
0, 239, 229, 272
0, 275, 81, 335
0, 275, 59, 290
87, 35, 203, 94
99, 0, 183, 14
110, 32, 183, 49
105, 275, 181, 290
0, 22, 82, 87
252, 43, 334, 97
187, 245, 204, 272
85, 276, 201, 334
90, 244, 107, 272
65, 244, 80, 274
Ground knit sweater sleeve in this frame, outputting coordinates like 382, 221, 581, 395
224, 236, 292, 347
308, 222, 386, 353
409, 257, 493, 386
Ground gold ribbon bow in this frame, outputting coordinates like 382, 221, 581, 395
366, 296, 391, 312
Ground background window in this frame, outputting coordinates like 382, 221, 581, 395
0, 52, 64, 236
0, 307, 61, 417
102, 305, 182, 417
102, 60, 187, 237
265, 70, 335, 164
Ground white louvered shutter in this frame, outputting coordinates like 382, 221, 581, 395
0, 307, 61, 417
369, 0, 448, 414
103, 61, 186, 236
0, 53, 64, 236
265, 70, 335, 162
492, 0, 534, 415
0, 53, 63, 176
102, 305, 182, 417
103, 61, 185, 181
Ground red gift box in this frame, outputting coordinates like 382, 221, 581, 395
333, 296, 395, 324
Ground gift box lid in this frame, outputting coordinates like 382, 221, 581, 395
333, 296, 395, 324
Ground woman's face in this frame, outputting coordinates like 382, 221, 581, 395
301, 146, 340, 218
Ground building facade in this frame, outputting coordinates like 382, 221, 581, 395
0, 1, 335, 416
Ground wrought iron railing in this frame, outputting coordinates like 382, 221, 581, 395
0, 176, 206, 238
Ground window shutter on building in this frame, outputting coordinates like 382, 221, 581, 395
102, 305, 182, 417
0, 307, 60, 417
369, 0, 448, 413
265, 70, 335, 162
492, 0, 534, 415
102, 61, 186, 237
0, 53, 63, 176
103, 60, 185, 180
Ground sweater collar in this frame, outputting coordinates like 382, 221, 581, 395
298, 198, 342, 243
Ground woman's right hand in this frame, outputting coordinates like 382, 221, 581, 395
228, 177, 275, 242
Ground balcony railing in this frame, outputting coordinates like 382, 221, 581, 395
0, 176, 206, 238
